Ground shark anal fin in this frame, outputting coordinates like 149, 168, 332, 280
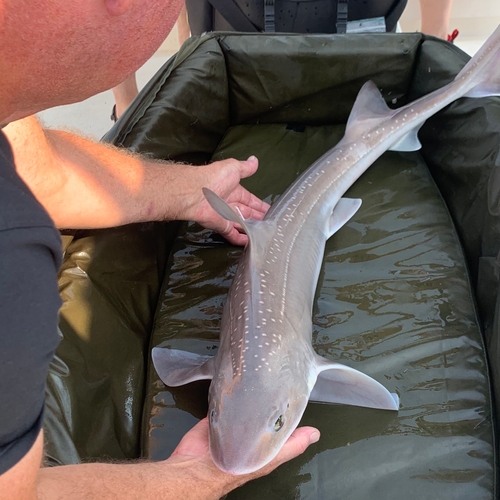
152, 347, 215, 387
388, 124, 423, 152
328, 197, 362, 238
311, 357, 399, 411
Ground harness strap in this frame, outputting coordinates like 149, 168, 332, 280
264, 0, 276, 32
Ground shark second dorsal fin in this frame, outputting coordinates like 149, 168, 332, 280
344, 81, 394, 140
152, 347, 215, 386
346, 80, 422, 152
310, 354, 399, 410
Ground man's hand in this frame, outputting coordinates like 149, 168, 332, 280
166, 418, 320, 496
184, 156, 270, 246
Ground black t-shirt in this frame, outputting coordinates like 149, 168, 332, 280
0, 130, 62, 474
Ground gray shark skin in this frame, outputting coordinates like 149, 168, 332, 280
153, 26, 500, 475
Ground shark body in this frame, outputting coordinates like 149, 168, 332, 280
153, 26, 500, 475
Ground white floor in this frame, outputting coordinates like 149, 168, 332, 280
38, 19, 494, 140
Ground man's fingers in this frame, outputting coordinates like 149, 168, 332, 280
236, 155, 259, 180
271, 427, 320, 467
172, 418, 210, 457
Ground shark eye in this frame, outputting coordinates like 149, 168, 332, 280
210, 409, 215, 423
274, 415, 284, 432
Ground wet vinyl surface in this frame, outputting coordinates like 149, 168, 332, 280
144, 124, 494, 499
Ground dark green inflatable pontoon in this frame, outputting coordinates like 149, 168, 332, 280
46, 33, 500, 498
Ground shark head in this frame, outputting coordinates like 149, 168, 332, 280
207, 366, 311, 475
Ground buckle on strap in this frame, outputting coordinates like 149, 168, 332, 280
336, 0, 348, 34
264, 0, 275, 32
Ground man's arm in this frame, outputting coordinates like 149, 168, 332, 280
3, 116, 268, 245
0, 422, 319, 500
419, 0, 454, 39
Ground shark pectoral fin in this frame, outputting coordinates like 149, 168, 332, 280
152, 347, 215, 387
388, 124, 423, 152
344, 81, 394, 140
310, 358, 399, 410
327, 197, 362, 237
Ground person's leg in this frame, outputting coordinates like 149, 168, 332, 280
177, 4, 190, 45
111, 74, 139, 121
110, 6, 189, 122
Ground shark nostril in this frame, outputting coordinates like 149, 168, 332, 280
210, 409, 215, 423
274, 415, 284, 432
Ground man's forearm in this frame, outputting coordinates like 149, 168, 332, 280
4, 116, 196, 229
38, 460, 231, 500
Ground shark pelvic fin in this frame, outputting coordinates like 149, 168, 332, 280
203, 188, 256, 245
152, 347, 215, 387
345, 81, 394, 140
388, 124, 423, 152
464, 83, 500, 99
327, 197, 362, 238
310, 355, 399, 410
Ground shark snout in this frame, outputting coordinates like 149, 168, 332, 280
210, 419, 288, 475
209, 425, 281, 475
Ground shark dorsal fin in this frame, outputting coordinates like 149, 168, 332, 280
344, 80, 394, 140
203, 188, 257, 246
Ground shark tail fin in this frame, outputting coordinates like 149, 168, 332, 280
152, 347, 215, 387
202, 188, 257, 246
458, 25, 500, 99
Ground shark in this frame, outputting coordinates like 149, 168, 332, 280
153, 25, 500, 475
